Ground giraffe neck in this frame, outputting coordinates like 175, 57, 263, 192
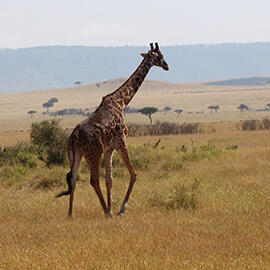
103, 57, 153, 110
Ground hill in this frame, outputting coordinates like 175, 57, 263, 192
1, 42, 270, 93
2, 79, 270, 133
204, 76, 270, 86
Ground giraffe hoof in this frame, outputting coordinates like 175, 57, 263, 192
105, 211, 113, 218
117, 211, 124, 216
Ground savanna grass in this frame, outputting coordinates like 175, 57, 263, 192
1, 127, 270, 269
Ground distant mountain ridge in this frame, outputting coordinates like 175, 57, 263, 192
204, 76, 270, 86
1, 42, 270, 93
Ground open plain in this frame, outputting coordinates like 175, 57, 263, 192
0, 81, 270, 269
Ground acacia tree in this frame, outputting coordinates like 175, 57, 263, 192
74, 81, 81, 86
48, 97, 58, 104
138, 107, 158, 124
174, 109, 183, 118
42, 102, 54, 113
27, 110, 37, 118
162, 106, 172, 114
237, 104, 249, 113
208, 105, 220, 113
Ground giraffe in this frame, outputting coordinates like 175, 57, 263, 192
55, 42, 169, 218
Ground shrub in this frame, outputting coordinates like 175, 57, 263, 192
30, 120, 69, 166
181, 142, 223, 162
0, 142, 37, 168
32, 167, 67, 189
127, 121, 202, 136
0, 166, 27, 186
149, 177, 200, 211
241, 118, 270, 131
262, 118, 270, 129
241, 119, 262, 130
167, 177, 200, 210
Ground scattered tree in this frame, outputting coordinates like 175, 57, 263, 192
42, 102, 54, 113
162, 106, 172, 114
237, 104, 249, 113
27, 110, 37, 118
174, 109, 183, 118
48, 97, 58, 104
74, 81, 82, 86
138, 107, 158, 124
208, 105, 220, 113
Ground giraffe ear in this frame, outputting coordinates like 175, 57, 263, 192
140, 53, 148, 58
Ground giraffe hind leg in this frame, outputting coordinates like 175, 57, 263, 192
104, 147, 114, 217
90, 163, 108, 216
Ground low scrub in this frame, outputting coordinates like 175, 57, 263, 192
181, 141, 223, 162
0, 166, 27, 184
241, 118, 270, 131
128, 121, 202, 136
149, 177, 200, 211
0, 142, 37, 168
32, 167, 67, 190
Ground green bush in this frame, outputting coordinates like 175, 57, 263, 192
181, 142, 223, 162
0, 142, 37, 168
167, 177, 200, 210
0, 166, 27, 185
149, 177, 200, 211
30, 120, 69, 166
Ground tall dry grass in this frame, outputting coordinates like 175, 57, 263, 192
1, 128, 270, 269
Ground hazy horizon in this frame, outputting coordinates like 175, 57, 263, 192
2, 41, 270, 50
2, 0, 270, 48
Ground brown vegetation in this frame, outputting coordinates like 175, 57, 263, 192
128, 121, 202, 136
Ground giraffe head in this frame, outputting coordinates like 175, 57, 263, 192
140, 42, 169, 71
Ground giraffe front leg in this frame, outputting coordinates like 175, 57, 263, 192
115, 138, 137, 216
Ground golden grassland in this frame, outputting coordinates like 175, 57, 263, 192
1, 127, 270, 269
1, 82, 270, 269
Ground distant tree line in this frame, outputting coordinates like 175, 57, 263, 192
49, 108, 91, 117
29, 99, 270, 123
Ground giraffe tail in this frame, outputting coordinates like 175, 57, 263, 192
55, 171, 72, 198
55, 132, 76, 198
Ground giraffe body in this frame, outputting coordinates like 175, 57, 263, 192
56, 43, 169, 218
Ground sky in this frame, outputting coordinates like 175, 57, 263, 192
1, 0, 270, 48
